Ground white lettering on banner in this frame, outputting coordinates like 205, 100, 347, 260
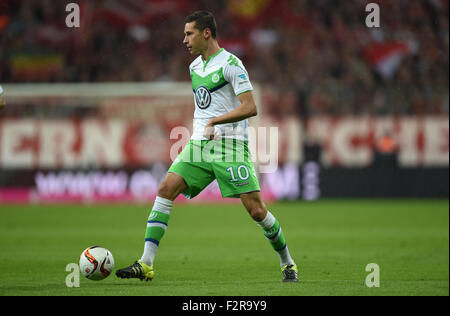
0, 117, 448, 168
397, 118, 422, 167
1, 119, 36, 168
81, 120, 125, 167
331, 117, 373, 167
40, 121, 78, 168
424, 117, 449, 166
307, 116, 448, 167
0, 119, 128, 168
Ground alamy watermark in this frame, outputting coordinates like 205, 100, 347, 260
65, 262, 80, 288
65, 3, 80, 28
365, 3, 381, 28
365, 263, 380, 288
66, 2, 380, 29
169, 126, 279, 173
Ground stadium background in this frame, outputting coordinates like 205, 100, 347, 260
0, 0, 448, 297
1, 0, 448, 203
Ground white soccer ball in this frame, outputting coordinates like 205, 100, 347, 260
79, 246, 114, 281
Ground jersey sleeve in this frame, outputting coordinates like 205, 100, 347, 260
223, 55, 253, 96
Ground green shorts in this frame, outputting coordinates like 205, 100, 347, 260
168, 139, 261, 199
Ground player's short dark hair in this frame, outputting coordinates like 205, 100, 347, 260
185, 11, 217, 39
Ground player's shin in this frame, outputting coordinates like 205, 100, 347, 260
140, 196, 173, 266
256, 211, 295, 267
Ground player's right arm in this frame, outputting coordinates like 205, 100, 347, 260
207, 91, 257, 125
203, 90, 257, 139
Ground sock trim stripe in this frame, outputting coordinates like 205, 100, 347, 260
145, 238, 160, 246
147, 220, 168, 226
151, 208, 171, 215
147, 222, 168, 230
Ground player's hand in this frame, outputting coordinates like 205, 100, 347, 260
203, 120, 220, 140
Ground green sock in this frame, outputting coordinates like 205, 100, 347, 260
140, 196, 173, 266
257, 211, 295, 267
263, 219, 287, 251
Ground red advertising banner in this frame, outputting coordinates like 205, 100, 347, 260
1, 116, 447, 169
305, 116, 449, 167
0, 83, 447, 203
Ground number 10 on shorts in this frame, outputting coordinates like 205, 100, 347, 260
226, 165, 250, 182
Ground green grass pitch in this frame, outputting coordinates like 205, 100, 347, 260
0, 199, 448, 296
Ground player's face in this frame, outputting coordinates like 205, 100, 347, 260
183, 22, 205, 55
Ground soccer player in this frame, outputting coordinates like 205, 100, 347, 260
0, 85, 5, 110
116, 11, 298, 282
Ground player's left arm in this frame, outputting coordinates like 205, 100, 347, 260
204, 91, 257, 139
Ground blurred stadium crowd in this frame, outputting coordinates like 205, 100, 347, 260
0, 0, 448, 117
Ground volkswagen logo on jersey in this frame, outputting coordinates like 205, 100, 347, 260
194, 86, 211, 109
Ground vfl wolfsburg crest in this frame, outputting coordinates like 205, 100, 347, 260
148, 212, 158, 220
212, 73, 220, 83
194, 86, 211, 109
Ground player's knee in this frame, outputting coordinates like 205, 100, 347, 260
157, 181, 176, 200
248, 205, 267, 222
